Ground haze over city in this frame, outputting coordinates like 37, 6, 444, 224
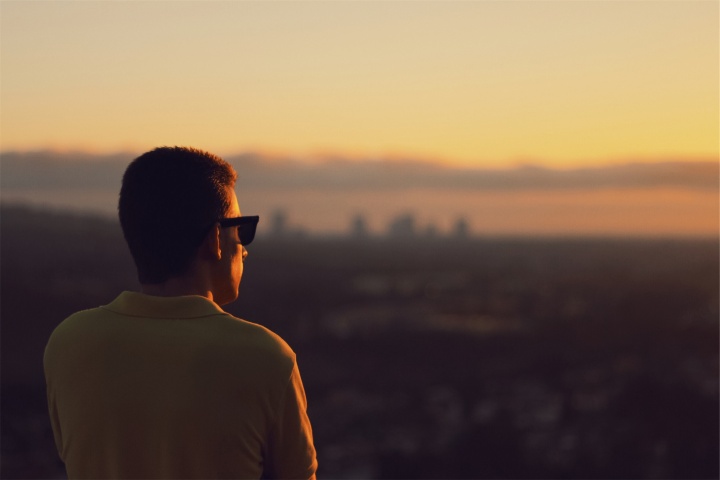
1, 151, 717, 237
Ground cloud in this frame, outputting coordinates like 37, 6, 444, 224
1, 150, 717, 192
0, 151, 131, 189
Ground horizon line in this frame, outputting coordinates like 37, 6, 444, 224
1, 147, 717, 172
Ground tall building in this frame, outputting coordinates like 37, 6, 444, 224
351, 214, 369, 238
452, 217, 470, 239
387, 213, 417, 238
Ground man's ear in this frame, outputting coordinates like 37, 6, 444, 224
200, 224, 222, 261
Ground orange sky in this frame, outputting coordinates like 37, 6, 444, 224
1, 1, 717, 168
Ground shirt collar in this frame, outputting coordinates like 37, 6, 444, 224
103, 291, 227, 319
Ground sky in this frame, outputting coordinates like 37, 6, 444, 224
1, 0, 717, 169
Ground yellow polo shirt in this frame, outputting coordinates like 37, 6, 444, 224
44, 291, 317, 479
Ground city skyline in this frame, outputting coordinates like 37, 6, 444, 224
2, 151, 717, 238
261, 209, 473, 240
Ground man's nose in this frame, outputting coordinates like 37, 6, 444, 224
242, 246, 248, 259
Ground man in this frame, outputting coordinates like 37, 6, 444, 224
44, 147, 317, 479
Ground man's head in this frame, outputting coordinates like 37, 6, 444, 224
119, 146, 238, 286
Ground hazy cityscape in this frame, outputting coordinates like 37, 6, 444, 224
2, 152, 717, 238
2, 203, 717, 479
261, 209, 472, 241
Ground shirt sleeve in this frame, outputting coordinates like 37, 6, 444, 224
45, 340, 65, 462
264, 363, 318, 480
46, 383, 65, 460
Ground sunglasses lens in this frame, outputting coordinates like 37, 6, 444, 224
238, 223, 257, 245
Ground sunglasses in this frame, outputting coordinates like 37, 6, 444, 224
218, 215, 259, 246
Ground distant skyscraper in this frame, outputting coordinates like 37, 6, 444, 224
424, 223, 439, 239
270, 209, 288, 237
387, 213, 417, 238
350, 214, 369, 238
452, 217, 469, 239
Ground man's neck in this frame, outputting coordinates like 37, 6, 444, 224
140, 275, 214, 302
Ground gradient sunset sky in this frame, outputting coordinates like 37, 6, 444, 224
1, 1, 717, 169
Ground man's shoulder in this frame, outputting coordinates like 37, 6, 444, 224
215, 313, 296, 362
44, 306, 110, 366
189, 314, 298, 382
49, 306, 110, 334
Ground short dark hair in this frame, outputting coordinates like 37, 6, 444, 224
119, 146, 237, 284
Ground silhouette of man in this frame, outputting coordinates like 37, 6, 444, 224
44, 147, 317, 479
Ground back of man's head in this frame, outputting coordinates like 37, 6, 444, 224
119, 146, 237, 284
